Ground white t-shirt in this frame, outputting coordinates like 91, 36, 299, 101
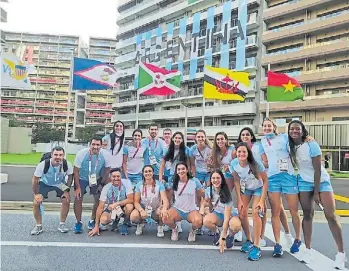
173, 178, 202, 213
205, 187, 233, 214
123, 143, 147, 175
189, 144, 211, 173
135, 180, 166, 209
103, 134, 124, 169
34, 160, 73, 186
99, 179, 133, 205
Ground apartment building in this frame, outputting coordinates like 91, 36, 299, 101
114, 0, 264, 140
260, 0, 349, 170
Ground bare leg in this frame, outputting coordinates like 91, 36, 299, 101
285, 194, 301, 240
268, 192, 282, 243
251, 196, 262, 247
299, 191, 314, 249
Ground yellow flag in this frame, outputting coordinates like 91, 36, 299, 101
203, 66, 251, 101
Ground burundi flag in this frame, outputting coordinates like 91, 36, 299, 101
203, 66, 251, 101
138, 62, 181, 96
267, 71, 304, 102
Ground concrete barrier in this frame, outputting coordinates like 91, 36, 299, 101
0, 173, 8, 184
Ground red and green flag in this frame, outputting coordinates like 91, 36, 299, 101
267, 71, 304, 102
137, 62, 181, 96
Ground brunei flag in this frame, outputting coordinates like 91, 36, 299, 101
203, 66, 251, 101
267, 71, 304, 102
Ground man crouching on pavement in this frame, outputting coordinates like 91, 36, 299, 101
88, 168, 134, 236
31, 146, 73, 235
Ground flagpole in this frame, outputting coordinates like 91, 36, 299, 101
135, 91, 140, 128
202, 96, 205, 129
64, 50, 74, 152
266, 63, 271, 118
72, 91, 78, 139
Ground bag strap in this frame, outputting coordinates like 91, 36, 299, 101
43, 159, 50, 174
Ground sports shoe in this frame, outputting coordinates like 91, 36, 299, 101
208, 230, 215, 236
88, 220, 95, 230
188, 228, 196, 242
273, 243, 283, 257
171, 226, 179, 241
30, 225, 43, 235
120, 223, 129, 235
284, 232, 293, 248
196, 228, 204, 236
226, 234, 235, 249
248, 246, 262, 261
259, 238, 267, 247
135, 223, 145, 236
157, 225, 164, 238
99, 224, 108, 231
241, 240, 254, 253
334, 252, 347, 270
176, 221, 183, 233
234, 230, 243, 242
58, 223, 69, 233
290, 239, 302, 254
213, 229, 220, 246
74, 222, 83, 234
300, 248, 313, 264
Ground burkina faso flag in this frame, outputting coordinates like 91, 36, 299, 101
137, 62, 181, 96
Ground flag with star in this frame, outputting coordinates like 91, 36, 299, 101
137, 62, 181, 96
267, 71, 304, 102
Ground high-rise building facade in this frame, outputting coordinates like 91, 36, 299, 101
114, 0, 263, 139
260, 0, 349, 170
0, 0, 8, 23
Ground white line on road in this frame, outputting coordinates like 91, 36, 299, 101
1, 165, 36, 168
258, 220, 349, 271
0, 241, 274, 251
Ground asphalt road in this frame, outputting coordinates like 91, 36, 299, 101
1, 166, 348, 212
1, 211, 348, 271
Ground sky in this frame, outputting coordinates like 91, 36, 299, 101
2, 0, 117, 43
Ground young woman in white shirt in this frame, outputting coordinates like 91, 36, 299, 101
130, 165, 169, 238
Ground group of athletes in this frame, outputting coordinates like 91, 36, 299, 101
30, 119, 346, 268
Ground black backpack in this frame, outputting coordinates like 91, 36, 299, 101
40, 152, 68, 174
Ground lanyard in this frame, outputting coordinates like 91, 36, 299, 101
132, 144, 141, 158
52, 163, 62, 182
88, 151, 99, 175
111, 185, 122, 203
197, 145, 205, 159
266, 138, 272, 146
220, 149, 228, 161
142, 181, 155, 198
178, 180, 189, 196
148, 138, 158, 153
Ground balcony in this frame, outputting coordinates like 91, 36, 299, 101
261, 66, 349, 88
262, 37, 349, 65
117, 0, 162, 23
263, 10, 349, 43
263, 0, 334, 21
259, 93, 349, 112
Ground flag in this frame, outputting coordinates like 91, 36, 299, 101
1, 52, 33, 89
137, 62, 181, 96
203, 66, 251, 101
73, 57, 117, 90
267, 71, 304, 102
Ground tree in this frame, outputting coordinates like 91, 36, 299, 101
31, 122, 65, 144
8, 117, 26, 127
75, 126, 103, 143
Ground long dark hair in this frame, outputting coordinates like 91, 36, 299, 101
164, 131, 187, 163
209, 169, 232, 204
172, 162, 193, 191
141, 165, 155, 194
288, 120, 309, 167
128, 128, 142, 147
110, 120, 125, 155
236, 142, 260, 179
211, 132, 229, 169
237, 127, 257, 143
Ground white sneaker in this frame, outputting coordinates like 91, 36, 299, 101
58, 223, 69, 233
163, 225, 171, 232
171, 226, 179, 241
234, 230, 243, 242
135, 223, 145, 236
334, 252, 347, 270
176, 221, 183, 233
259, 238, 267, 247
188, 228, 196, 242
157, 225, 164, 238
300, 248, 313, 264
284, 232, 293, 248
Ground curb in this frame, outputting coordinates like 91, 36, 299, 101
0, 201, 330, 219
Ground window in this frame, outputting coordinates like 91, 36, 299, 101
332, 117, 349, 121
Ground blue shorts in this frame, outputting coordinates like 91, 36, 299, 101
196, 171, 210, 184
128, 173, 142, 186
76, 178, 103, 195
175, 208, 189, 221
268, 172, 298, 194
298, 176, 333, 193
213, 208, 239, 222
39, 182, 64, 198
243, 187, 262, 196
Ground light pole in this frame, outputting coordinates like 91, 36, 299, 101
181, 100, 189, 144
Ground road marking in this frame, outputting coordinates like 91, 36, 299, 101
336, 210, 349, 217
0, 241, 273, 251
1, 165, 36, 168
258, 220, 349, 271
334, 194, 349, 204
